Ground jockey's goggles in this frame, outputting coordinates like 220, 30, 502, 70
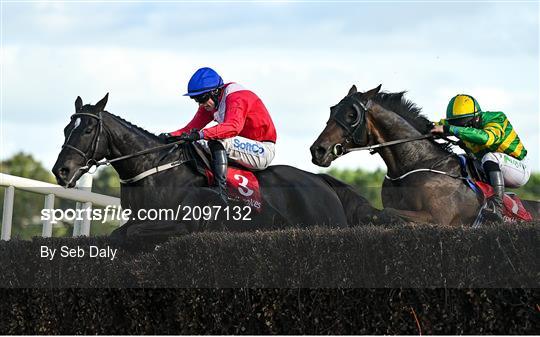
192, 92, 212, 104
448, 115, 477, 127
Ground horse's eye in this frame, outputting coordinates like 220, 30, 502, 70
85, 127, 93, 134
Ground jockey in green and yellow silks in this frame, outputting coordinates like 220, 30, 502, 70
431, 94, 531, 222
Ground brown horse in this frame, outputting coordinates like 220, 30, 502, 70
310, 85, 539, 226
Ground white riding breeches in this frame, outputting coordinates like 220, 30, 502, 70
481, 152, 531, 188
198, 136, 276, 170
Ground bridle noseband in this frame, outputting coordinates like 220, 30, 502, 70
329, 95, 370, 156
323, 92, 466, 184
60, 110, 193, 186
328, 97, 451, 157
62, 111, 104, 172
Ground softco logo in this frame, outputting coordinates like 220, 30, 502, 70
233, 139, 265, 154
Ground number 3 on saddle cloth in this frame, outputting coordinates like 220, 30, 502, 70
457, 155, 532, 222
204, 168, 263, 212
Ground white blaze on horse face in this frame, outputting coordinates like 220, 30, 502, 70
66, 117, 81, 143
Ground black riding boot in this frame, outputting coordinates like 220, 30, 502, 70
487, 169, 505, 220
210, 142, 228, 205
482, 161, 505, 223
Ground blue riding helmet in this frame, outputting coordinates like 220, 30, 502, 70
183, 67, 224, 96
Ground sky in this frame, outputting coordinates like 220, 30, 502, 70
1, 0, 539, 176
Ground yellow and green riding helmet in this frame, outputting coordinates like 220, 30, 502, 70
446, 94, 482, 121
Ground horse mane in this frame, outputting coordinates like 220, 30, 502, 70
371, 91, 452, 153
104, 110, 160, 140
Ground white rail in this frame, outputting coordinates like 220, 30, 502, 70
0, 173, 121, 240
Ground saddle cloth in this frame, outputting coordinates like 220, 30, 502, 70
205, 168, 263, 211
457, 155, 532, 221
189, 142, 263, 211
474, 181, 532, 221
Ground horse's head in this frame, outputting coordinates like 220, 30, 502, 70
310, 84, 381, 167
52, 94, 110, 187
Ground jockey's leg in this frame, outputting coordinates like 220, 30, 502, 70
481, 152, 530, 222
199, 137, 276, 204
198, 137, 275, 170
220, 136, 275, 170
484, 160, 505, 221
208, 140, 229, 205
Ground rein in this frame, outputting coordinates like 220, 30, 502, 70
334, 133, 436, 156
327, 96, 463, 182
91, 140, 187, 169
62, 110, 190, 186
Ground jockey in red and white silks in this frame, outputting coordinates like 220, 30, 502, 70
159, 67, 277, 204
171, 82, 277, 170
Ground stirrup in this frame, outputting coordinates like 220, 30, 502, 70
473, 200, 504, 228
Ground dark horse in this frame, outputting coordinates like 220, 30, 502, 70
311, 85, 539, 226
53, 94, 390, 241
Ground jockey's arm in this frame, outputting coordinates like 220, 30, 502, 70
447, 123, 504, 147
201, 95, 248, 140
435, 115, 505, 147
170, 106, 213, 136
432, 120, 469, 153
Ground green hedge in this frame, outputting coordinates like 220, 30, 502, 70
0, 224, 538, 334
0, 288, 538, 334
1, 224, 538, 288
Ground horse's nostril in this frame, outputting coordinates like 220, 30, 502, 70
59, 167, 70, 178
315, 146, 327, 158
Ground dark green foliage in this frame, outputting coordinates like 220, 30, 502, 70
0, 153, 58, 237
326, 168, 386, 208
509, 172, 540, 200
327, 168, 540, 207
0, 152, 120, 238
0, 152, 55, 182
92, 165, 120, 198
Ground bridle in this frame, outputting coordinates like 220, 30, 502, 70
62, 111, 104, 173
60, 110, 192, 186
329, 96, 451, 157
326, 96, 463, 182
329, 95, 370, 156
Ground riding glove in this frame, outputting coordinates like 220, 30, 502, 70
158, 133, 183, 144
181, 129, 204, 142
158, 133, 171, 142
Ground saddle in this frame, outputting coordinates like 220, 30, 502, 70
190, 143, 263, 211
457, 154, 532, 222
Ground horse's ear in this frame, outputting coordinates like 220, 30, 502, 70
348, 85, 357, 96
75, 96, 83, 111
95, 93, 109, 112
363, 84, 381, 99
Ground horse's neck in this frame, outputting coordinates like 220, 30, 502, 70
368, 105, 444, 176
103, 113, 188, 181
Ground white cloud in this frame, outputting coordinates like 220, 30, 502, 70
1, 2, 538, 175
